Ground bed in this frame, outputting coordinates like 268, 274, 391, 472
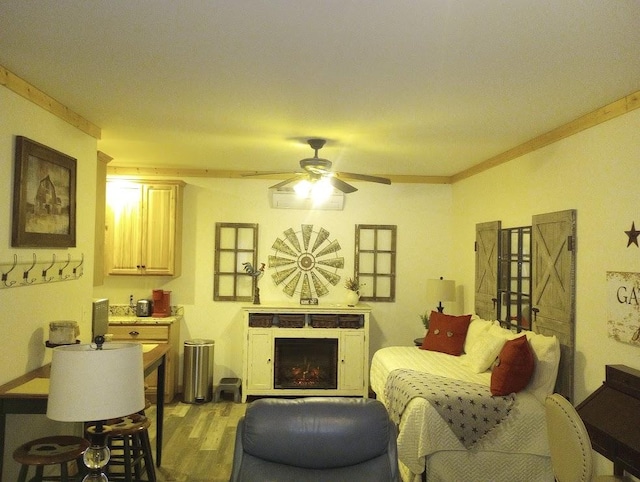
370, 314, 561, 482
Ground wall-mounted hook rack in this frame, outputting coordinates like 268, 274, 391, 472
21, 253, 37, 285
59, 254, 71, 280
42, 254, 56, 282
0, 252, 84, 289
1, 254, 18, 288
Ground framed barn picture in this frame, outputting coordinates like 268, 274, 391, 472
12, 136, 77, 247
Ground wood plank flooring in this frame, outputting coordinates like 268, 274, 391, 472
145, 399, 247, 482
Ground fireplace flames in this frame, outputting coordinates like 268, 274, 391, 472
291, 361, 321, 386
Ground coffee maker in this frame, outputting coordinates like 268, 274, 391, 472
152, 289, 171, 317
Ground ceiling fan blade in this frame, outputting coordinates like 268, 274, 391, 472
269, 174, 306, 190
328, 176, 358, 194
336, 171, 391, 185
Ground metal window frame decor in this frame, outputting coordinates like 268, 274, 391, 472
497, 225, 532, 332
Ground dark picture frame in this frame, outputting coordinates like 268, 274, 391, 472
12, 136, 77, 247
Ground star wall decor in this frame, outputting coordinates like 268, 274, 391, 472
625, 222, 640, 247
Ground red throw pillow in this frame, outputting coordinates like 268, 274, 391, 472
420, 312, 472, 356
490, 335, 535, 396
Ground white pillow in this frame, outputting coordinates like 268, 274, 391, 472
463, 317, 493, 353
462, 332, 506, 373
525, 331, 560, 403
487, 322, 518, 341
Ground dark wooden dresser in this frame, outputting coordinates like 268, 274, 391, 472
576, 365, 640, 478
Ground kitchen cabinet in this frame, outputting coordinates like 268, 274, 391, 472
242, 304, 371, 402
105, 179, 184, 276
109, 316, 181, 403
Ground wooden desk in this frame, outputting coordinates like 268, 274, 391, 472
0, 343, 169, 476
576, 365, 640, 478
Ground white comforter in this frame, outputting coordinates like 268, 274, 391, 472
370, 346, 553, 481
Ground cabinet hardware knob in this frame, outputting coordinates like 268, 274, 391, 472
129, 331, 139, 336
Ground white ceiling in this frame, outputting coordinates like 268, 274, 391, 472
1, 1, 639, 179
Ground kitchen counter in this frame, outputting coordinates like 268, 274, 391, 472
108, 315, 182, 324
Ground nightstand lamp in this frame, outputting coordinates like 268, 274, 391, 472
427, 277, 456, 313
47, 339, 145, 481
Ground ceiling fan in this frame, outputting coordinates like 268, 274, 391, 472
251, 138, 391, 194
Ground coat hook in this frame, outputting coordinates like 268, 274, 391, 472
2, 254, 18, 287
72, 253, 84, 278
42, 254, 56, 282
59, 253, 71, 279
22, 253, 37, 285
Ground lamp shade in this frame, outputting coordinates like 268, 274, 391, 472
47, 342, 145, 422
427, 278, 456, 302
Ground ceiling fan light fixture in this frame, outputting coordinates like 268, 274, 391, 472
293, 177, 333, 203
311, 177, 333, 203
294, 179, 312, 197
262, 137, 390, 195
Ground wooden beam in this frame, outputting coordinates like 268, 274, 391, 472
106, 166, 451, 184
451, 90, 640, 183
0, 64, 101, 139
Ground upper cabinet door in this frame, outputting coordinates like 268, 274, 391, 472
105, 181, 144, 274
143, 183, 179, 275
105, 179, 183, 276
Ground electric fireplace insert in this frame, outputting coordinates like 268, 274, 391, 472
274, 338, 338, 389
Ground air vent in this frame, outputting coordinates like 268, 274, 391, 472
269, 188, 344, 210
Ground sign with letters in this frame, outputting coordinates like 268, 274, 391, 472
607, 271, 640, 347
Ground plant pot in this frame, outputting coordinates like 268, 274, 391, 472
345, 290, 360, 306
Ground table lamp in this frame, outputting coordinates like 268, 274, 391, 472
427, 277, 456, 313
47, 339, 145, 481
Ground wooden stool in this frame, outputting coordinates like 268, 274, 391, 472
88, 414, 156, 482
214, 377, 241, 402
13, 435, 90, 482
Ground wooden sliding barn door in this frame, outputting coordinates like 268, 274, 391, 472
475, 221, 501, 321
532, 209, 576, 402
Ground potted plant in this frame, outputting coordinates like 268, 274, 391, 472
419, 311, 430, 331
344, 277, 362, 306
344, 277, 361, 293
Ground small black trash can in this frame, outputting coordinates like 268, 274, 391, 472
183, 339, 214, 403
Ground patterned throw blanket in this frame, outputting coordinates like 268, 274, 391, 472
384, 369, 515, 449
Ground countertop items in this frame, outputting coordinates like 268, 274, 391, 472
109, 304, 183, 319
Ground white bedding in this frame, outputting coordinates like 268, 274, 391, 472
371, 346, 554, 482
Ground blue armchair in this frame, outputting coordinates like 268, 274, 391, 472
229, 397, 399, 482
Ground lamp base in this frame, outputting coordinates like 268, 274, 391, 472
83, 472, 109, 482
83, 424, 112, 481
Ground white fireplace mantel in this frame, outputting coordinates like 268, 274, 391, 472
241, 304, 371, 402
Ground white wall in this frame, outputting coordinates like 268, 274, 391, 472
451, 108, 640, 475
0, 87, 98, 479
93, 178, 455, 387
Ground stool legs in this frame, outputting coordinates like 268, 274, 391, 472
96, 414, 156, 482
13, 435, 89, 482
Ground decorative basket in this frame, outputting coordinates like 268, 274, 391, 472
278, 314, 305, 328
310, 314, 339, 328
249, 314, 274, 327
338, 314, 363, 329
